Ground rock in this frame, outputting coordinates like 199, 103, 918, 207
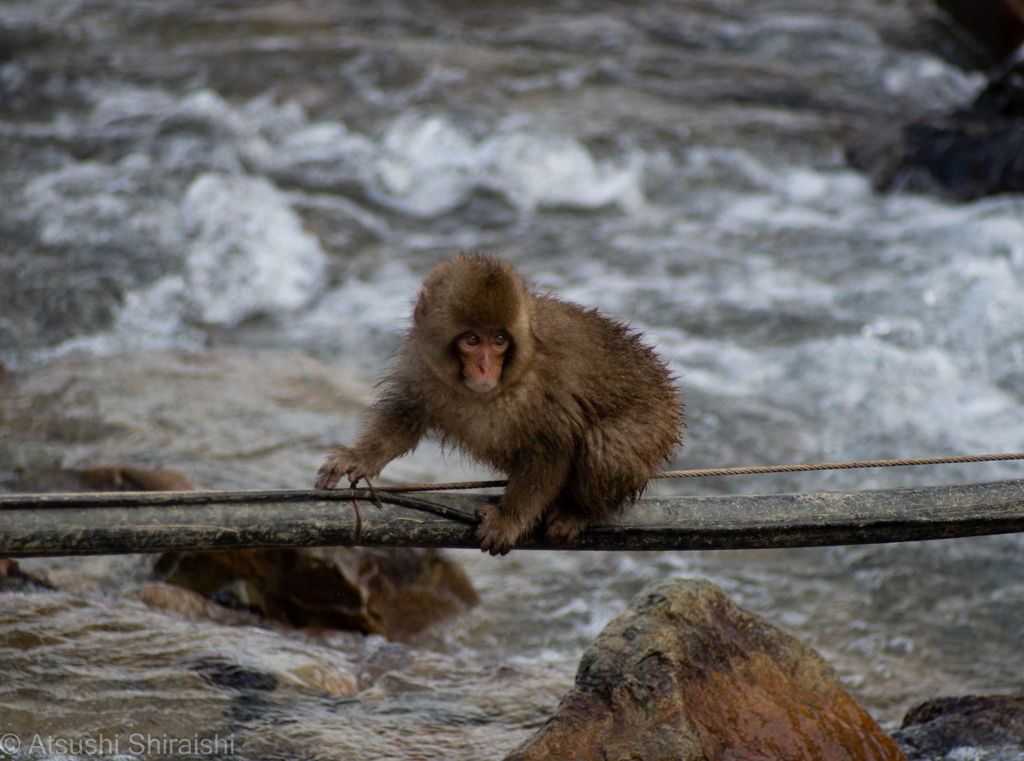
131, 582, 258, 626
0, 363, 14, 394
193, 653, 358, 699
506, 578, 904, 761
892, 695, 1024, 759
0, 467, 90, 493
2, 465, 195, 493
210, 579, 272, 617
0, 557, 55, 592
847, 47, 1024, 201
935, 0, 1024, 64
154, 546, 479, 641
77, 465, 196, 491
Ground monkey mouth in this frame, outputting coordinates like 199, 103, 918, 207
463, 376, 500, 394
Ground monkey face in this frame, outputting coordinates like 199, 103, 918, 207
456, 330, 510, 393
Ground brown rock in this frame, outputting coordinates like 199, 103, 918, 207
0, 557, 54, 591
507, 578, 904, 761
155, 546, 479, 641
2, 465, 195, 493
77, 465, 195, 491
131, 582, 258, 626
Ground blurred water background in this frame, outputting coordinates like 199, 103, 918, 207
2, 1, 1024, 758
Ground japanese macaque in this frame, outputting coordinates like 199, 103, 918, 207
315, 253, 684, 555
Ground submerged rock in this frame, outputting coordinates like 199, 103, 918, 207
507, 578, 904, 761
0, 557, 54, 592
893, 695, 1024, 759
131, 581, 258, 626
155, 546, 480, 641
77, 465, 196, 491
1, 465, 195, 493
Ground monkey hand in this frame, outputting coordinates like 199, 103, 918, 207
315, 446, 371, 490
475, 505, 521, 556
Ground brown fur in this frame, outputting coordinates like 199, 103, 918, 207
316, 253, 684, 555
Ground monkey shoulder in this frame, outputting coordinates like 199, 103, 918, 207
534, 297, 676, 396
378, 356, 446, 419
537, 297, 648, 349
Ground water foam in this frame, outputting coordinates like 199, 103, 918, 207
34, 170, 328, 358
181, 173, 327, 326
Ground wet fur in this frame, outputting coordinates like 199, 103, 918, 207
317, 253, 684, 554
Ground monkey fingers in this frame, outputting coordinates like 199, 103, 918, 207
475, 505, 519, 556
314, 465, 340, 490
313, 461, 349, 490
314, 446, 367, 490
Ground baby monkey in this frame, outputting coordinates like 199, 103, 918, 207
315, 253, 684, 555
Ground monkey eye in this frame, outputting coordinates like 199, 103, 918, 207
494, 333, 509, 347
462, 333, 480, 347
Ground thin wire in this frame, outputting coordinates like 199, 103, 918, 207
344, 476, 386, 547
368, 452, 1024, 493
653, 452, 1024, 479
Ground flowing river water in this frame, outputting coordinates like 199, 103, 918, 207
2, 1, 1024, 758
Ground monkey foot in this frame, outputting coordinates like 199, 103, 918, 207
544, 513, 589, 548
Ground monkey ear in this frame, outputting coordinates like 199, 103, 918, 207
413, 292, 428, 325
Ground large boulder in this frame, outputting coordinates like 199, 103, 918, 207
155, 546, 480, 641
507, 578, 904, 761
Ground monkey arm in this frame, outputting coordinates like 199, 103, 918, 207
314, 392, 428, 490
476, 448, 571, 555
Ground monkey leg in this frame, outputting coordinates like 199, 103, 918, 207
561, 418, 657, 526
477, 454, 570, 556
